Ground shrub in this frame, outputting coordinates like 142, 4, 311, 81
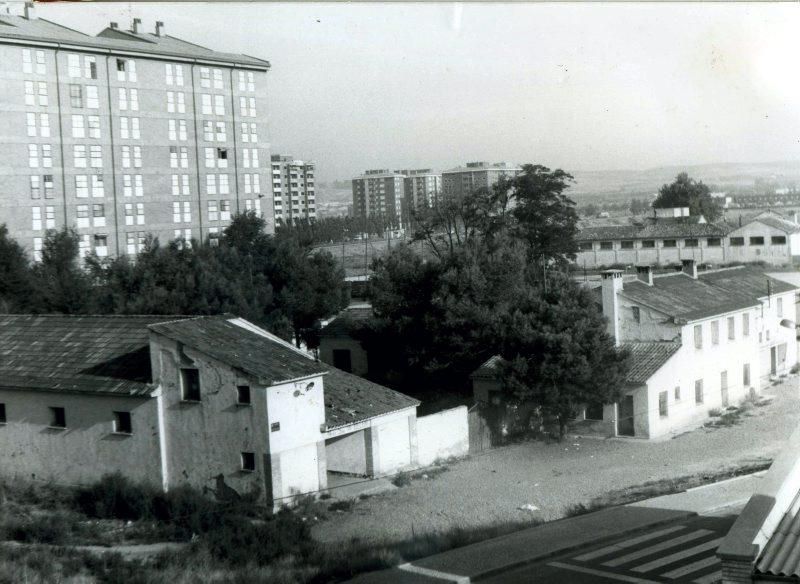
708, 408, 722, 418
73, 473, 157, 521
1, 510, 80, 544
391, 472, 411, 487
328, 499, 354, 512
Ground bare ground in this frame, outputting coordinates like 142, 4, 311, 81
312, 377, 800, 545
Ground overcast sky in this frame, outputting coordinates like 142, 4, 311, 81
35, 2, 800, 182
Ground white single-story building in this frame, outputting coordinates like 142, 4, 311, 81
0, 314, 429, 507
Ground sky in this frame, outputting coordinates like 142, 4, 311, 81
32, 2, 800, 183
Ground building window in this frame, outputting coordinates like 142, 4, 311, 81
707, 238, 721, 247
113, 411, 132, 434
86, 86, 99, 109
684, 238, 699, 248
90, 145, 103, 168
116, 58, 137, 82
70, 84, 82, 108
658, 391, 668, 418
578, 242, 592, 251
743, 313, 750, 336
632, 306, 640, 323
200, 67, 211, 88
216, 148, 228, 168
620, 241, 634, 250
727, 316, 735, 340
743, 363, 750, 387
201, 93, 212, 115
694, 324, 702, 349
236, 385, 251, 405
270, 422, 280, 432
694, 380, 704, 404
220, 200, 231, 221
674, 386, 681, 400
172, 202, 181, 223
241, 452, 256, 472
772, 236, 787, 245
88, 116, 101, 139
750, 236, 765, 246
212, 68, 223, 89
663, 239, 677, 248
0, 403, 5, 424
711, 320, 719, 345
49, 406, 66, 428
778, 297, 784, 318
74, 145, 87, 168
181, 369, 201, 401
208, 200, 219, 221
214, 94, 225, 116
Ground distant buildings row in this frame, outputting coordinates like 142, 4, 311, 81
350, 161, 521, 218
575, 208, 800, 268
0, 6, 316, 261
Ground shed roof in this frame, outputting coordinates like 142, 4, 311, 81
470, 355, 504, 379
0, 15, 269, 69
149, 316, 327, 385
622, 342, 681, 384
322, 368, 419, 430
0, 314, 185, 396
319, 307, 372, 338
698, 266, 798, 300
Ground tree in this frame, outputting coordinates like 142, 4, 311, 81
31, 227, 92, 314
498, 275, 631, 437
629, 197, 650, 216
0, 224, 35, 312
653, 173, 721, 221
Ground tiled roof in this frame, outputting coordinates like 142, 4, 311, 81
0, 314, 186, 396
0, 15, 269, 69
323, 368, 419, 430
149, 316, 327, 385
470, 355, 504, 379
748, 215, 800, 234
622, 342, 681, 384
620, 272, 760, 322
755, 492, 800, 579
319, 307, 372, 338
576, 221, 729, 242
698, 266, 798, 299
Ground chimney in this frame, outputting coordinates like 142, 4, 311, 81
681, 259, 698, 279
155, 21, 165, 37
132, 18, 141, 33
635, 265, 654, 286
23, 1, 36, 20
601, 270, 624, 346
110, 21, 118, 30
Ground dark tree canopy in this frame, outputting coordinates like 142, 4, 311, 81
653, 172, 722, 221
0, 213, 348, 346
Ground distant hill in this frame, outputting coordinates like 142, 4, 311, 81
568, 160, 800, 203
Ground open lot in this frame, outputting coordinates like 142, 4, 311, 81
313, 377, 800, 545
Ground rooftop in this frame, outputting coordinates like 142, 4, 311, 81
0, 14, 269, 69
754, 491, 800, 579
576, 220, 729, 242
0, 314, 187, 396
622, 342, 681, 384
323, 368, 419, 430
319, 307, 372, 338
149, 316, 328, 385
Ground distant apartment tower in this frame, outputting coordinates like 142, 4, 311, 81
441, 162, 521, 201
351, 169, 405, 219
270, 155, 316, 224
396, 169, 441, 211
0, 5, 272, 260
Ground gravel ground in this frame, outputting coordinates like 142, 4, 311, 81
312, 377, 800, 544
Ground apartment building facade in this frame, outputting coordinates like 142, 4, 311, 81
397, 168, 441, 211
441, 161, 521, 201
0, 6, 272, 260
351, 169, 405, 219
270, 155, 316, 224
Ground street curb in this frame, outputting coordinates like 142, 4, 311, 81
466, 510, 698, 582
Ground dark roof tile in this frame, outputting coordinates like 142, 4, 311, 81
622, 342, 681, 384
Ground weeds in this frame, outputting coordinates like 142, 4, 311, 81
391, 472, 411, 488
328, 500, 354, 512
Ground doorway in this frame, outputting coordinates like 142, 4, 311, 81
617, 395, 635, 437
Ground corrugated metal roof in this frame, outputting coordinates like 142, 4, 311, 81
622, 342, 681, 384
0, 15, 269, 69
323, 367, 419, 430
149, 316, 327, 385
755, 491, 800, 578
0, 314, 188, 396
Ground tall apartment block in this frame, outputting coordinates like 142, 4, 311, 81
0, 5, 271, 260
351, 169, 405, 219
396, 168, 441, 211
441, 162, 521, 201
270, 155, 316, 224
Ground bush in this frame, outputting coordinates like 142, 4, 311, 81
203, 510, 311, 567
391, 472, 411, 487
328, 500, 354, 512
73, 473, 157, 521
1, 510, 81, 544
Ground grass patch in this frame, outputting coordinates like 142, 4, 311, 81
565, 460, 771, 513
328, 500, 354, 512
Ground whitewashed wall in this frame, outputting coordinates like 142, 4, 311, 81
417, 406, 469, 466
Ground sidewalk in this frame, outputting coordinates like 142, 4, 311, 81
346, 471, 764, 583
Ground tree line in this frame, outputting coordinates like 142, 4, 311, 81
0, 212, 348, 347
